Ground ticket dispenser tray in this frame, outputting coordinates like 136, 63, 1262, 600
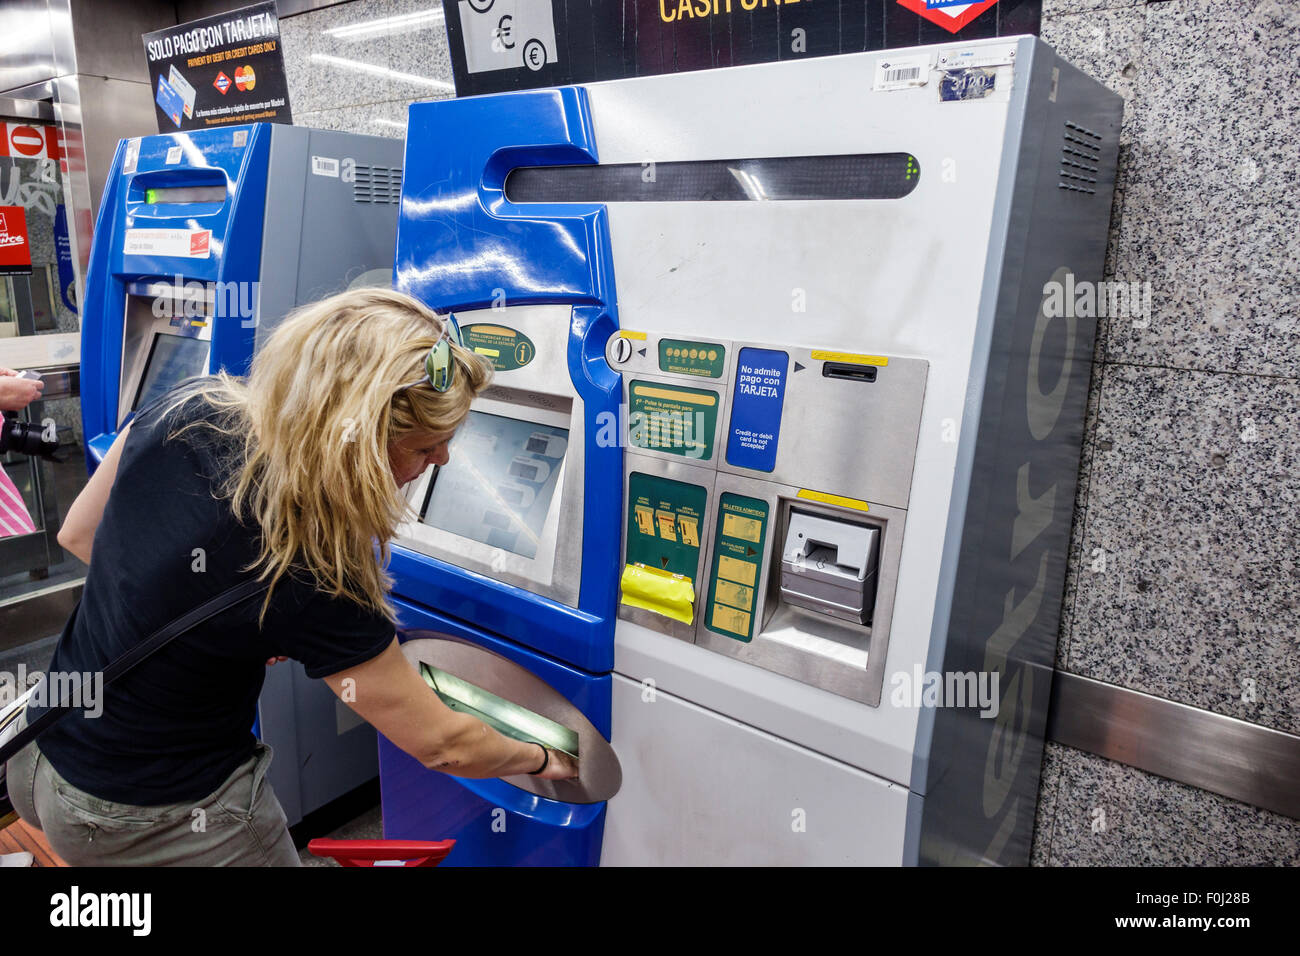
779, 511, 879, 625
400, 634, 622, 805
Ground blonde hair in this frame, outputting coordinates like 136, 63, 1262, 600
165, 287, 492, 622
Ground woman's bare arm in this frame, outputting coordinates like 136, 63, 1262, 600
57, 422, 131, 564
323, 639, 579, 781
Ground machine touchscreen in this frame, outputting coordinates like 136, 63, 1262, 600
133, 331, 211, 412
421, 410, 569, 560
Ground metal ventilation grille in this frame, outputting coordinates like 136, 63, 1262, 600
353, 164, 402, 203
1059, 121, 1102, 195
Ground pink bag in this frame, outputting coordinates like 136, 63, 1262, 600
0, 466, 35, 537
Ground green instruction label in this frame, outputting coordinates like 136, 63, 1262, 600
659, 338, 726, 378
705, 493, 770, 642
625, 472, 707, 580
461, 323, 536, 371
628, 379, 718, 461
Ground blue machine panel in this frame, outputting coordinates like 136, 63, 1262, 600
81, 125, 271, 470
390, 88, 622, 675
379, 599, 609, 867
385, 88, 624, 864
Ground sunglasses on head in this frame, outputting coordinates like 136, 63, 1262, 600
397, 313, 464, 394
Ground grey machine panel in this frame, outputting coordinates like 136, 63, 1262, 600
253, 125, 404, 827
256, 126, 404, 348
611, 328, 927, 707
910, 40, 1124, 866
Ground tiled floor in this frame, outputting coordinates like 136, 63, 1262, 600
0, 820, 67, 867
297, 803, 384, 867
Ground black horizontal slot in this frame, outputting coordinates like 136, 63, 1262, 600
822, 362, 877, 382
505, 153, 920, 203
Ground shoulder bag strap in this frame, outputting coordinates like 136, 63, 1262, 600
0, 577, 267, 767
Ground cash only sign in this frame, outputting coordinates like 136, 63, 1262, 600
142, 2, 293, 134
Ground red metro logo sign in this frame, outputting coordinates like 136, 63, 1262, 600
896, 0, 1000, 33
0, 207, 33, 277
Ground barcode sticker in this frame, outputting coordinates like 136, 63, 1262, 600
874, 54, 932, 91
165, 145, 182, 164
311, 155, 340, 177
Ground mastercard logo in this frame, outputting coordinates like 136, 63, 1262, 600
234, 65, 256, 92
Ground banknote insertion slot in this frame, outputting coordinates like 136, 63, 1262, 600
779, 510, 880, 625
419, 662, 579, 757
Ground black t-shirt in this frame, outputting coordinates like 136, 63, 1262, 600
29, 384, 394, 805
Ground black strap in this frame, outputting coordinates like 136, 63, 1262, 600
0, 577, 267, 768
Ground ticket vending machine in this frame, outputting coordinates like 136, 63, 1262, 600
80, 123, 405, 826
380, 88, 625, 865
384, 35, 1121, 865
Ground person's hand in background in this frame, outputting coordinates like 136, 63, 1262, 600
0, 368, 43, 411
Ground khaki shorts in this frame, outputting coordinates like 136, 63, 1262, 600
5, 710, 301, 867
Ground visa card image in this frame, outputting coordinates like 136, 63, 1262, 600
155, 75, 185, 128
168, 65, 196, 119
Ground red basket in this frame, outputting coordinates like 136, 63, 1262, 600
307, 838, 456, 868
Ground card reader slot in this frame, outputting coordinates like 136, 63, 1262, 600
821, 362, 877, 382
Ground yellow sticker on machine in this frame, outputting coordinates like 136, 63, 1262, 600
620, 563, 695, 624
797, 489, 871, 512
809, 350, 889, 366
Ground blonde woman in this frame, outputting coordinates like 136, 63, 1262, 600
4, 288, 578, 866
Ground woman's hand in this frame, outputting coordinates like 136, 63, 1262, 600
326, 641, 585, 781
534, 747, 580, 782
266, 656, 289, 666
0, 371, 43, 411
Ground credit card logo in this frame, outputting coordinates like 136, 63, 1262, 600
155, 76, 185, 128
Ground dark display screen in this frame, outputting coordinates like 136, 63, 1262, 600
506, 154, 920, 203
133, 332, 210, 412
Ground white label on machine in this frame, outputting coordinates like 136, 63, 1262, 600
937, 42, 1018, 71
164, 145, 182, 165
873, 54, 932, 91
123, 138, 140, 174
123, 228, 212, 259
311, 155, 340, 178
233, 129, 248, 148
